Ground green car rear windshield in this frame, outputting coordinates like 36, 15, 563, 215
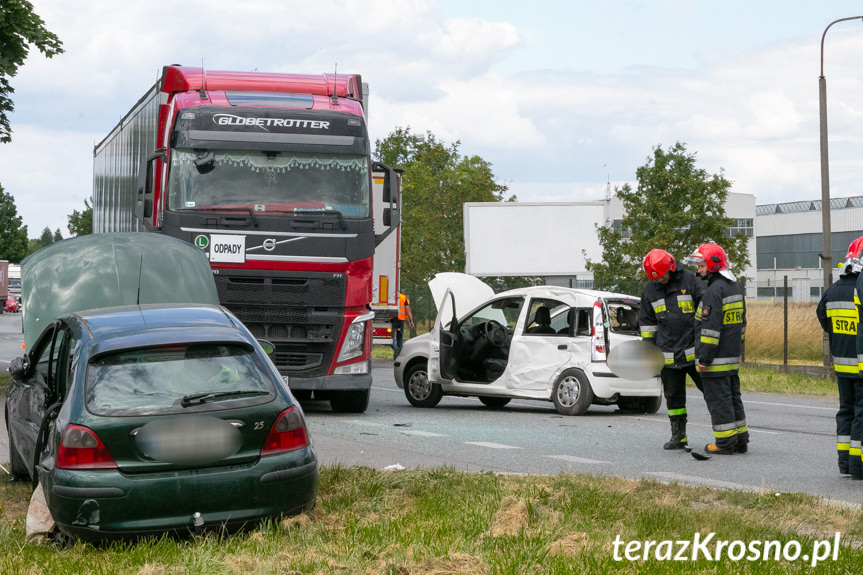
86, 343, 276, 416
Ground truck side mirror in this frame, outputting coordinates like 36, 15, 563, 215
383, 207, 399, 227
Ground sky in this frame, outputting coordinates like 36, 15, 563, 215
3, 0, 863, 237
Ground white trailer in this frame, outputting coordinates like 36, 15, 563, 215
371, 170, 402, 343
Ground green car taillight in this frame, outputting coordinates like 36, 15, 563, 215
261, 406, 309, 456
56, 424, 118, 470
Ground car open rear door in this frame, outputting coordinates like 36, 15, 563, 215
429, 288, 457, 382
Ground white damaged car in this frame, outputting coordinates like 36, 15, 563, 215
393, 273, 662, 416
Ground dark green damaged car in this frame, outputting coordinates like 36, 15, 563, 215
4, 234, 317, 541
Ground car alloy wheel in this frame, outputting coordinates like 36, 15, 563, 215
552, 369, 594, 416
403, 361, 442, 408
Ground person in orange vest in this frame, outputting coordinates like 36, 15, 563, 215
391, 292, 415, 358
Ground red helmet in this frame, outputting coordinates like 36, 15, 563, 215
687, 243, 728, 273
842, 236, 863, 275
643, 249, 675, 279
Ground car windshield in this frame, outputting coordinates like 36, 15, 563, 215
85, 343, 276, 416
166, 149, 370, 218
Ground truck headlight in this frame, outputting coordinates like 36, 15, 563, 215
337, 312, 374, 362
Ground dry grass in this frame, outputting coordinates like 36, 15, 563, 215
745, 300, 824, 364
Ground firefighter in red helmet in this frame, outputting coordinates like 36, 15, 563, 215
639, 249, 706, 449
823, 236, 863, 477
686, 242, 749, 454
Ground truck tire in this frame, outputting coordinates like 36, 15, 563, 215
330, 389, 370, 414
551, 369, 594, 416
403, 360, 442, 408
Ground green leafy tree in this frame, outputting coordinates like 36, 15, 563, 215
67, 198, 93, 236
52, 228, 62, 242
0, 183, 29, 262
1, 0, 64, 143
38, 226, 52, 247
375, 127, 514, 287
587, 142, 749, 294
375, 128, 519, 328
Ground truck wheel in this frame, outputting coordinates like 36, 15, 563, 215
404, 361, 442, 408
330, 389, 370, 413
479, 396, 511, 408
552, 369, 594, 416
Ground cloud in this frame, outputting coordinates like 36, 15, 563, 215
5, 0, 863, 238
0, 125, 97, 236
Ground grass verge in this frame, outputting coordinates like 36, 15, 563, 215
739, 368, 837, 398
1, 466, 862, 573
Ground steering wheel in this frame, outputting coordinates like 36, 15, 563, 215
484, 320, 507, 348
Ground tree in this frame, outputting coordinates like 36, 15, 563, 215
0, 183, 29, 262
375, 127, 514, 287
587, 142, 749, 294
67, 198, 93, 236
0, 0, 64, 143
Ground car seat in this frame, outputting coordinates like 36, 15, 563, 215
527, 306, 556, 335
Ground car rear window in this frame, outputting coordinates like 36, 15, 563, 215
605, 299, 640, 335
86, 343, 276, 416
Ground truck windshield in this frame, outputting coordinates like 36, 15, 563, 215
167, 149, 370, 218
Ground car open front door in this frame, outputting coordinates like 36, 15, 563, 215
429, 288, 457, 382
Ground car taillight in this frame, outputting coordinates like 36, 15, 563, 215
56, 424, 117, 469
261, 406, 309, 456
591, 300, 607, 361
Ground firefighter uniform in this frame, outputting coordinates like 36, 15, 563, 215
818, 272, 863, 477
695, 273, 748, 452
639, 263, 706, 448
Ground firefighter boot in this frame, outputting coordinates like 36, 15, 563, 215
663, 417, 688, 450
704, 443, 736, 455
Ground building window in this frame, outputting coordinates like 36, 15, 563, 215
725, 218, 753, 238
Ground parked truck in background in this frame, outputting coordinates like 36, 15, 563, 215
7, 263, 20, 296
370, 172, 402, 345
93, 65, 400, 413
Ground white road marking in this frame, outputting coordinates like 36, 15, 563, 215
745, 399, 835, 411
465, 441, 521, 450
400, 430, 448, 437
545, 454, 611, 465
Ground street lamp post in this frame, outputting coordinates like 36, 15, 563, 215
819, 16, 863, 291
819, 16, 863, 365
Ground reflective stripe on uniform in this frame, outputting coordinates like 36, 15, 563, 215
826, 301, 857, 313
833, 356, 860, 374
650, 298, 666, 314
668, 407, 687, 417
641, 325, 657, 339
663, 352, 674, 365
700, 328, 721, 346
685, 347, 695, 362
704, 356, 741, 372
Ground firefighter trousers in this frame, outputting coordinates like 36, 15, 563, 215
836, 376, 863, 476
660, 365, 703, 420
702, 373, 749, 450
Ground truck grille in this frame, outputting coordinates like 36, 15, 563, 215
214, 271, 346, 376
